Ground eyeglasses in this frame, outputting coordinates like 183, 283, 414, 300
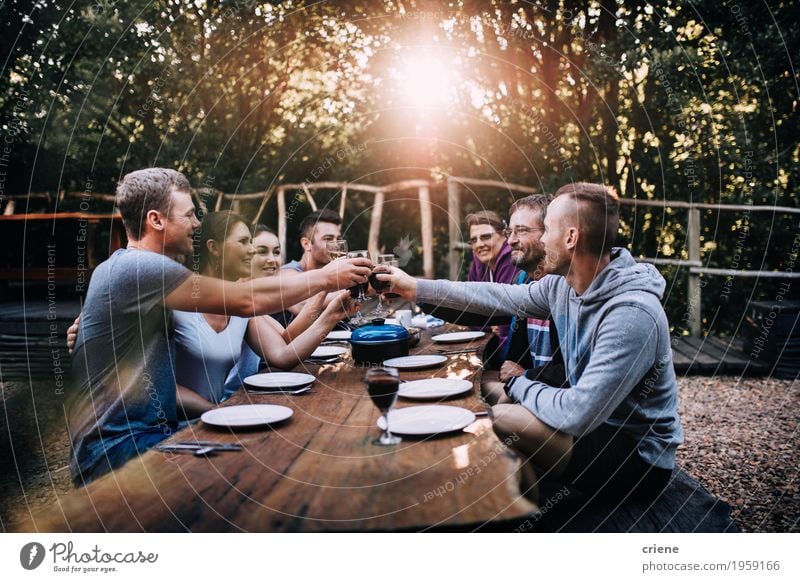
468, 233, 497, 246
502, 226, 544, 238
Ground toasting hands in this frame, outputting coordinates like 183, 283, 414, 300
373, 266, 417, 300
320, 257, 373, 290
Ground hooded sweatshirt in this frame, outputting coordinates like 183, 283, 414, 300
416, 248, 683, 470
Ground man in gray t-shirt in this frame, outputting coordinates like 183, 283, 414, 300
70, 249, 190, 483
70, 168, 372, 485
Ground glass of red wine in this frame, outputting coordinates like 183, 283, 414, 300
369, 254, 395, 318
347, 250, 370, 325
365, 367, 401, 446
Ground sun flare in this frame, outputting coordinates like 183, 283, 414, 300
395, 51, 456, 111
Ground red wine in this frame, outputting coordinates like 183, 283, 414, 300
368, 377, 399, 411
369, 272, 389, 293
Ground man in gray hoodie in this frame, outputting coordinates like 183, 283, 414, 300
381, 183, 682, 501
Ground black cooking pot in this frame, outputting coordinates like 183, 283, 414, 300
349, 319, 410, 364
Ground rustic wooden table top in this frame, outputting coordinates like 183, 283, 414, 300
26, 324, 536, 532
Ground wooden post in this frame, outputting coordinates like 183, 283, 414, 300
447, 180, 462, 281
277, 187, 287, 264
368, 191, 385, 260
252, 187, 273, 226
338, 185, 347, 220
302, 184, 317, 212
418, 184, 434, 279
193, 191, 208, 216
687, 207, 702, 337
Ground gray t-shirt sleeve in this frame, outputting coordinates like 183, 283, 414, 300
112, 250, 192, 315
416, 277, 551, 319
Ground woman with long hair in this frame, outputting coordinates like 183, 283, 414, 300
174, 212, 355, 416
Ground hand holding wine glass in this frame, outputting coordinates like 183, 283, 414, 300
347, 249, 370, 324
318, 250, 371, 291
369, 254, 397, 317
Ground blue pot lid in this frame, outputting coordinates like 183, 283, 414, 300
350, 319, 409, 343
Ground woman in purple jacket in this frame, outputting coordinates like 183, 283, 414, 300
465, 210, 520, 362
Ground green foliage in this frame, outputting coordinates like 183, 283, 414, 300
1, 0, 798, 332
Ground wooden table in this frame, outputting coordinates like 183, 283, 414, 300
26, 326, 537, 532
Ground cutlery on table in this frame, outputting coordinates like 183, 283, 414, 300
156, 442, 243, 455
436, 348, 480, 356
245, 385, 313, 395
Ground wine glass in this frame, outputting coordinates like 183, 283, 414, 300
347, 249, 369, 325
369, 254, 395, 318
327, 239, 348, 261
365, 367, 401, 446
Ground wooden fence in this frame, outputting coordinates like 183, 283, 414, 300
3, 177, 799, 336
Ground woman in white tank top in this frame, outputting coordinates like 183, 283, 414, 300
173, 212, 355, 414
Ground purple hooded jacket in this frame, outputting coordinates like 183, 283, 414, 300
467, 242, 519, 352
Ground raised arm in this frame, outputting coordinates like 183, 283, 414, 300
283, 291, 327, 342
164, 258, 371, 317
245, 290, 356, 369
176, 384, 215, 419
378, 266, 551, 319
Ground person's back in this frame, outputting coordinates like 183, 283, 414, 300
69, 248, 190, 484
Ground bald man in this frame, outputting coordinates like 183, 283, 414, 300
381, 183, 682, 502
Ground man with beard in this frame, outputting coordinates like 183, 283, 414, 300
379, 183, 682, 502
482, 194, 567, 406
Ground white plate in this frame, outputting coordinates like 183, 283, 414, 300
243, 372, 316, 390
377, 405, 476, 436
431, 331, 485, 344
382, 355, 447, 370
325, 330, 352, 341
398, 378, 473, 400
310, 345, 349, 359
382, 318, 399, 326
201, 404, 293, 428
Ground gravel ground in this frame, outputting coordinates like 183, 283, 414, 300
1, 376, 797, 532
676, 376, 799, 533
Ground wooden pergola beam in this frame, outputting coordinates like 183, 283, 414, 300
367, 191, 385, 260
277, 187, 287, 264
418, 184, 434, 279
